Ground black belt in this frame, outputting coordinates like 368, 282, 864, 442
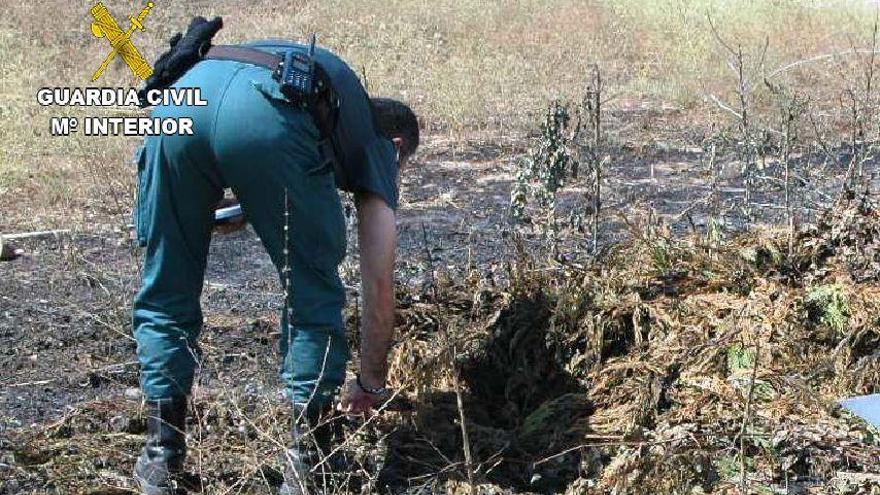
204, 45, 284, 74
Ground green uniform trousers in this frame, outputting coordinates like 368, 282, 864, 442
133, 59, 348, 410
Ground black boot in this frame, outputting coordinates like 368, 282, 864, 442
279, 405, 345, 495
133, 396, 188, 495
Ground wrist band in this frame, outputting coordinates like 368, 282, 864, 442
356, 373, 387, 395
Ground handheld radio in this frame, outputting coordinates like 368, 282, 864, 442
278, 34, 317, 108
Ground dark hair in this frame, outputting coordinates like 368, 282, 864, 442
370, 98, 420, 159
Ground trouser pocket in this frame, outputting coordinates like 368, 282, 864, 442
133, 144, 147, 247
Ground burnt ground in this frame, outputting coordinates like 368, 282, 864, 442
0, 118, 874, 493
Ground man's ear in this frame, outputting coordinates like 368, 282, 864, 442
391, 136, 408, 169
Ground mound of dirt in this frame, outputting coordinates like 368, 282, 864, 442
381, 197, 880, 494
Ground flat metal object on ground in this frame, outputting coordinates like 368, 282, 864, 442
214, 204, 243, 222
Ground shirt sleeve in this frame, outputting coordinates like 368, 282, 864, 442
344, 133, 399, 210
322, 55, 400, 210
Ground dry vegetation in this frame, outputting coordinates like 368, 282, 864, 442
3, 1, 880, 494
4, 200, 880, 494
3, 0, 880, 229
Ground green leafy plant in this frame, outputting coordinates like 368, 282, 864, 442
511, 67, 607, 257
727, 343, 756, 373
510, 100, 576, 220
806, 284, 851, 333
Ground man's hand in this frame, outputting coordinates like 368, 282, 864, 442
340, 376, 387, 415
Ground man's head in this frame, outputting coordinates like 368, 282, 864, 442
370, 98, 419, 167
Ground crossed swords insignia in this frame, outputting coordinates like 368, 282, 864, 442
90, 2, 155, 81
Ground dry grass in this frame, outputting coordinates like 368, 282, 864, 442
5, 197, 880, 494
2, 1, 880, 231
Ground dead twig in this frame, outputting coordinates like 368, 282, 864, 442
421, 222, 437, 298
739, 328, 763, 495
452, 342, 476, 493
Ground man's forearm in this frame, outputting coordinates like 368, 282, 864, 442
355, 192, 397, 388
359, 288, 394, 386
